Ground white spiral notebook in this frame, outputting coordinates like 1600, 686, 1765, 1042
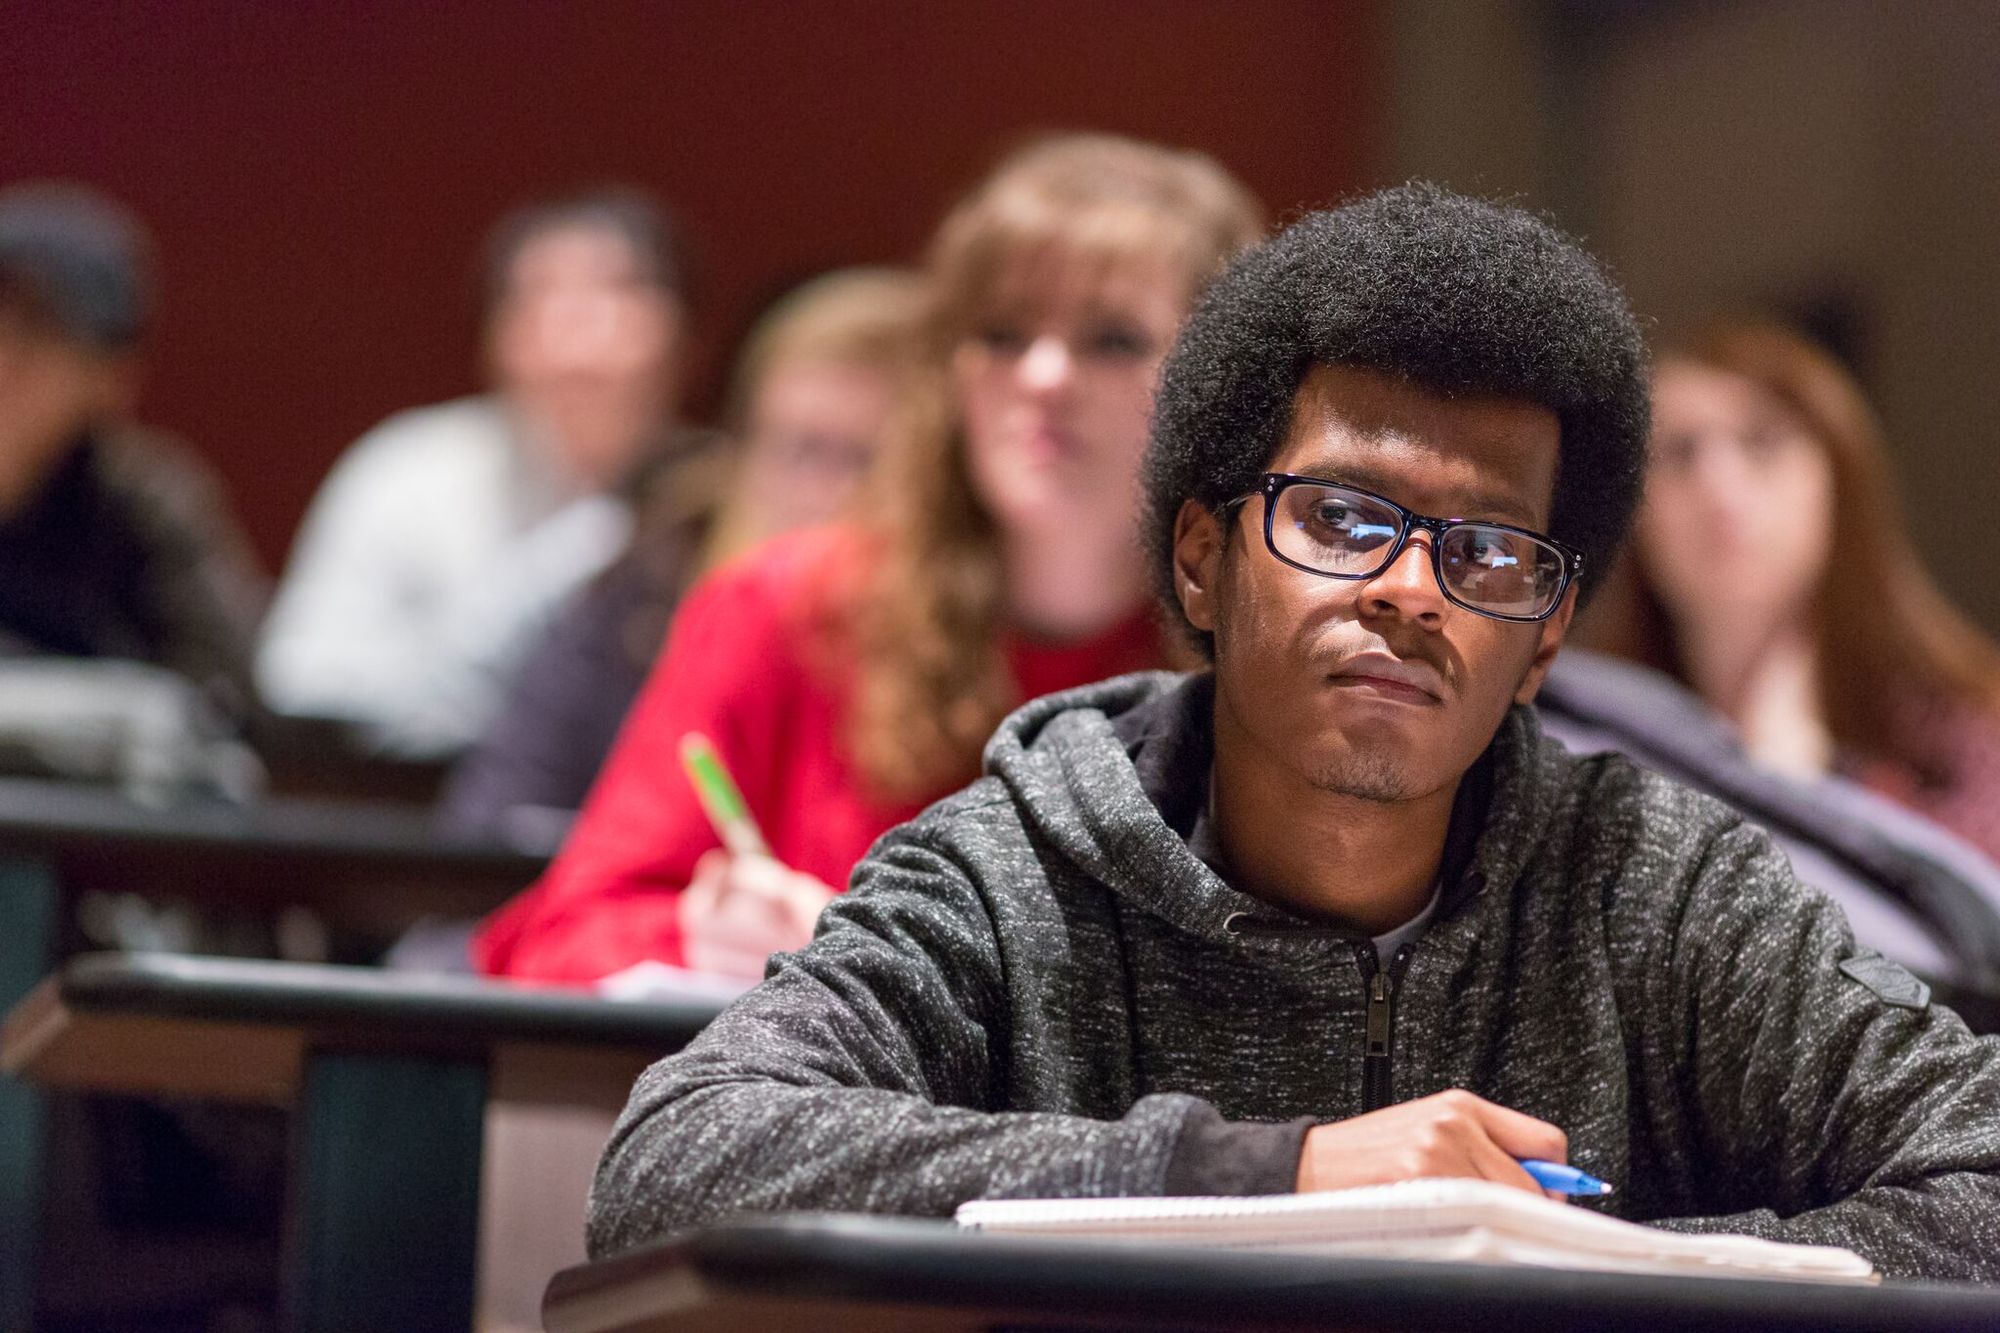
955, 1179, 1878, 1286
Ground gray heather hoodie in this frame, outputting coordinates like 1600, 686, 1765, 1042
590, 671, 2000, 1280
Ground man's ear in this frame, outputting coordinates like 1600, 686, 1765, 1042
1511, 583, 1578, 706
1173, 499, 1226, 634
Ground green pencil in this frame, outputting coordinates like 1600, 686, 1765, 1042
680, 732, 771, 858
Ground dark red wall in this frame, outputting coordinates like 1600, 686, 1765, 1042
3, 1, 1380, 570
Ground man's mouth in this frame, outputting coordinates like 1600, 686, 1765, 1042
1327, 652, 1446, 703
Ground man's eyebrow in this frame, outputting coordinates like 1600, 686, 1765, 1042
1293, 461, 1540, 526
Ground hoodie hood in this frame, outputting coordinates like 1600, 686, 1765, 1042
980, 670, 1563, 943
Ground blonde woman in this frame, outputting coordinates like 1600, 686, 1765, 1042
477, 135, 1263, 981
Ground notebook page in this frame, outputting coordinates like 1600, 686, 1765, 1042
955, 1179, 1878, 1286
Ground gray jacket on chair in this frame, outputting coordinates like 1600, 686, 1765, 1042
590, 671, 2000, 1281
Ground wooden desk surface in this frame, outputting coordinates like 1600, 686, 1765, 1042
0, 775, 546, 926
2, 952, 721, 1110
545, 1214, 2000, 1333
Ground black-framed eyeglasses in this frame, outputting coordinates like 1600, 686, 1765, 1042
1219, 473, 1584, 623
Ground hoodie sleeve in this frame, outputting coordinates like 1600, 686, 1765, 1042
586, 824, 1214, 1258
1645, 821, 2000, 1280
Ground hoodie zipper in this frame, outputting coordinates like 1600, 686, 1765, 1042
1220, 913, 1422, 1113
1358, 943, 1415, 1113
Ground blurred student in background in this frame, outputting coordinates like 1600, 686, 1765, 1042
699, 266, 927, 566
438, 266, 927, 844
0, 184, 266, 738
257, 188, 695, 757
1609, 321, 2000, 861
477, 134, 1264, 982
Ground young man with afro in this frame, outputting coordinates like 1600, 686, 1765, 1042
586, 185, 2000, 1280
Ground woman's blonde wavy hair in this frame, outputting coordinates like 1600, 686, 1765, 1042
838, 134, 1264, 801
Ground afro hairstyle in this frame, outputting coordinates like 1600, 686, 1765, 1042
1141, 182, 1649, 654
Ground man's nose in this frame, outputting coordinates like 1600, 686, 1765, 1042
1018, 335, 1074, 393
1358, 532, 1448, 622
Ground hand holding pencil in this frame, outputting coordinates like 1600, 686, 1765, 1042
677, 733, 837, 979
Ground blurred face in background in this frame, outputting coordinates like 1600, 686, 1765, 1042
1638, 357, 1835, 630
736, 355, 899, 537
0, 310, 127, 514
952, 251, 1188, 630
487, 222, 682, 490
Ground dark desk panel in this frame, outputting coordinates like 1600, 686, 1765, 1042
5, 951, 716, 1107
250, 712, 453, 806
4, 953, 721, 1333
546, 1214, 2000, 1333
0, 775, 544, 927
0, 777, 550, 1328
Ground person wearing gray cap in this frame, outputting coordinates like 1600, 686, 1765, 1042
0, 183, 267, 762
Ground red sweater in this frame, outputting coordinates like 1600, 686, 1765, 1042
473, 527, 1162, 983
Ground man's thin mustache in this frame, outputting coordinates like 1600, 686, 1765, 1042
1326, 633, 1455, 693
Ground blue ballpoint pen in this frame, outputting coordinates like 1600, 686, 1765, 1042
1518, 1159, 1615, 1195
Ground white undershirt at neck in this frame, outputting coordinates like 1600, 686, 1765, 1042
1371, 883, 1441, 966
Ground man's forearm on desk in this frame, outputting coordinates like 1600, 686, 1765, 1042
1650, 1174, 2000, 1283
588, 1053, 1202, 1256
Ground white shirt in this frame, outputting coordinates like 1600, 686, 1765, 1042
256, 396, 632, 757
1370, 882, 1441, 966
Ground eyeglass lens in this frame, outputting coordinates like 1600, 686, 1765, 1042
1269, 482, 1566, 618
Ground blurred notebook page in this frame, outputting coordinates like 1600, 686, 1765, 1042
595, 960, 756, 1005
956, 1179, 1877, 1286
